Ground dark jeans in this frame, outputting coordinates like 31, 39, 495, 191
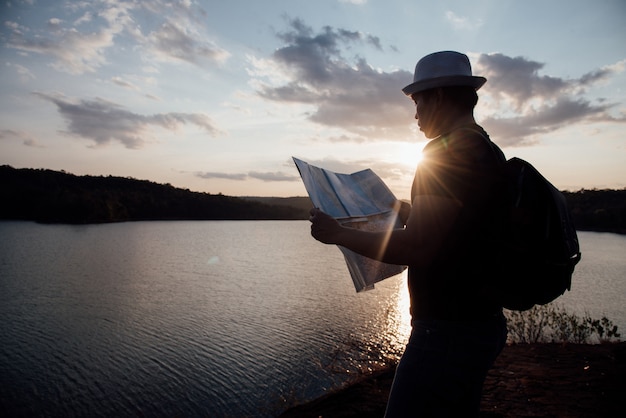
384, 314, 507, 418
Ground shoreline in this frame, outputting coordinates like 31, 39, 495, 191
279, 342, 626, 418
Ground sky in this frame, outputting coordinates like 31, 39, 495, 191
1, 0, 625, 199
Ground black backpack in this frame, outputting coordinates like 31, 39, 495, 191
490, 156, 582, 311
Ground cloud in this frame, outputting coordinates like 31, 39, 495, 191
579, 59, 626, 87
4, 1, 229, 74
4, 0, 138, 74
477, 53, 568, 109
195, 170, 298, 182
146, 21, 230, 66
6, 62, 36, 82
252, 18, 412, 141
0, 129, 44, 148
111, 76, 139, 90
140, 0, 207, 24
254, 19, 625, 148
193, 156, 415, 187
73, 11, 93, 26
476, 53, 626, 146
6, 20, 115, 74
47, 18, 63, 29
196, 172, 248, 181
339, 0, 368, 5
444, 11, 484, 31
248, 171, 299, 182
106, 0, 230, 67
34, 92, 222, 149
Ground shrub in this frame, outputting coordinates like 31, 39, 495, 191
504, 304, 621, 344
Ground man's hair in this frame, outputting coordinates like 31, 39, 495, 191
414, 86, 478, 112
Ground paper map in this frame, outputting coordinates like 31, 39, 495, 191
293, 157, 407, 292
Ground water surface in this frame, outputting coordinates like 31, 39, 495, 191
0, 221, 408, 417
0, 221, 622, 417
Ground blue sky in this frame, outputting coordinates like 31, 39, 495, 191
1, 0, 625, 199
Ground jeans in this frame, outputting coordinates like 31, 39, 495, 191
384, 314, 507, 418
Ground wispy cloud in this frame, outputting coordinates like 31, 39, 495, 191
6, 62, 36, 82
339, 0, 368, 5
196, 172, 248, 181
34, 92, 222, 149
111, 76, 139, 91
195, 170, 298, 182
444, 11, 484, 31
248, 171, 299, 182
0, 129, 44, 148
146, 21, 230, 66
4, 1, 229, 74
5, 18, 116, 74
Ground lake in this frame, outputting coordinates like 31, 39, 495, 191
0, 221, 624, 417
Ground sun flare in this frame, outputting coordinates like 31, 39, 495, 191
396, 142, 424, 169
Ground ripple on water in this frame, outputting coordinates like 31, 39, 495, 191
1, 222, 621, 417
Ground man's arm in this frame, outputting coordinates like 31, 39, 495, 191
310, 194, 461, 267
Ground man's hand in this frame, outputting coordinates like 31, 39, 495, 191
393, 200, 412, 226
309, 208, 343, 244
308, 195, 460, 266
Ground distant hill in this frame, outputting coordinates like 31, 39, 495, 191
242, 196, 313, 213
1, 165, 624, 232
0, 165, 311, 223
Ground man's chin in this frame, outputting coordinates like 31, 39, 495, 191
421, 129, 436, 139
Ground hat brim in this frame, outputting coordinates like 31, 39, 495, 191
402, 75, 486, 96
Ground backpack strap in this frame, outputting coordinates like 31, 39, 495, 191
449, 125, 507, 167
433, 125, 510, 255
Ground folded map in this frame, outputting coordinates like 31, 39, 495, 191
293, 157, 407, 291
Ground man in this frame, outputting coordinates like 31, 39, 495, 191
309, 51, 508, 417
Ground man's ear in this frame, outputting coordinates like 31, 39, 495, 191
434, 87, 445, 106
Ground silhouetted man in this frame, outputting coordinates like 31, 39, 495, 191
310, 51, 508, 417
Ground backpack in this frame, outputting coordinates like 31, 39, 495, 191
490, 156, 582, 311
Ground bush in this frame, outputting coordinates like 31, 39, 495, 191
504, 304, 621, 344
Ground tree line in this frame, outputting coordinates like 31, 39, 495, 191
1, 165, 624, 233
563, 188, 626, 234
0, 165, 310, 223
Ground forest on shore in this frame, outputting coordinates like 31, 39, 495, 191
1, 165, 625, 233
0, 165, 310, 223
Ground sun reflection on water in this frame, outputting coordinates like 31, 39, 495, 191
335, 273, 412, 376
384, 271, 411, 356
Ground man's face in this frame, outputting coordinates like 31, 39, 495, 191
411, 91, 439, 139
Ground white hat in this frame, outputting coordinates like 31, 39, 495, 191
402, 51, 486, 96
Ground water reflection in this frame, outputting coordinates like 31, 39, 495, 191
386, 271, 411, 353
1, 222, 621, 418
342, 271, 412, 373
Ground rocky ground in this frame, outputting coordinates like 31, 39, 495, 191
278, 342, 626, 418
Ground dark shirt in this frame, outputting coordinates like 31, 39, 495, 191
409, 124, 506, 321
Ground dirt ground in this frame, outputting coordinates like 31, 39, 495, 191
278, 342, 626, 418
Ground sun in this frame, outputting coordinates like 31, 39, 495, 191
396, 142, 424, 169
